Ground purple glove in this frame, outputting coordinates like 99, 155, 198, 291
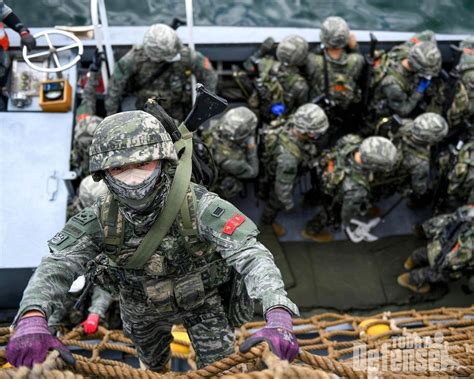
240, 308, 299, 362
6, 316, 75, 368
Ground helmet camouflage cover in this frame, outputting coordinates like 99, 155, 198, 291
408, 41, 442, 78
320, 16, 350, 48
360, 136, 398, 172
143, 23, 182, 62
78, 175, 109, 208
220, 107, 258, 142
292, 103, 329, 136
457, 35, 474, 72
411, 112, 448, 144
276, 35, 309, 66
89, 110, 177, 174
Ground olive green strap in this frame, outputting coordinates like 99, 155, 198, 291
125, 123, 193, 269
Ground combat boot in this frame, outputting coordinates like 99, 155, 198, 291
272, 222, 287, 237
397, 273, 430, 294
301, 228, 333, 242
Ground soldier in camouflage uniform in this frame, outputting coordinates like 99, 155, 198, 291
71, 56, 103, 177
302, 136, 398, 242
7, 111, 299, 370
457, 35, 474, 124
203, 107, 259, 199
398, 205, 473, 293
248, 35, 309, 123
260, 104, 329, 236
304, 16, 364, 136
370, 41, 442, 120
105, 24, 217, 121
0, 1, 35, 50
445, 138, 474, 209
391, 113, 448, 205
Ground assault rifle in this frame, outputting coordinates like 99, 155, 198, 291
144, 83, 227, 186
312, 44, 336, 111
363, 32, 378, 108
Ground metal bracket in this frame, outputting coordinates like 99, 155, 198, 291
47, 170, 77, 201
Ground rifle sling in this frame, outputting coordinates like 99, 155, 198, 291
124, 123, 193, 269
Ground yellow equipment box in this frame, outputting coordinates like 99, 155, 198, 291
39, 79, 72, 112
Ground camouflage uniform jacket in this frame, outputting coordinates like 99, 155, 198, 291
104, 45, 218, 120
15, 183, 298, 325
88, 286, 114, 318
320, 136, 371, 223
448, 140, 474, 204
372, 52, 423, 118
393, 123, 431, 196
0, 1, 12, 20
263, 127, 318, 210
422, 206, 474, 271
305, 50, 364, 109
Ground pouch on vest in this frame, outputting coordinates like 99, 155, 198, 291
143, 278, 175, 313
174, 273, 206, 311
219, 269, 254, 327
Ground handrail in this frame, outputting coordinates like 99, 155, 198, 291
185, 0, 197, 104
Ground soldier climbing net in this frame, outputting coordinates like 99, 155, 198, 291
1, 306, 473, 378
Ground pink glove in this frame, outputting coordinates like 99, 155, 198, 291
81, 313, 100, 334
6, 316, 74, 368
240, 308, 299, 361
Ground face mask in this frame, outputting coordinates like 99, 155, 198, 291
105, 165, 162, 210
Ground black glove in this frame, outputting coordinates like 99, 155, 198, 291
260, 37, 275, 55
90, 49, 104, 72
20, 28, 36, 51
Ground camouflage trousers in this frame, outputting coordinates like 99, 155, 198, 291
408, 247, 450, 286
120, 289, 235, 372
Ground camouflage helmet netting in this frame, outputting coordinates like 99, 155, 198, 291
89, 110, 178, 173
412, 112, 448, 144
360, 136, 398, 172
276, 35, 309, 66
460, 35, 474, 50
78, 175, 109, 208
220, 107, 258, 141
458, 36, 474, 72
292, 103, 329, 135
320, 16, 350, 48
143, 23, 181, 62
408, 42, 442, 78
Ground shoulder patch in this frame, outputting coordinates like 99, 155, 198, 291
50, 232, 67, 245
212, 206, 225, 218
71, 210, 96, 226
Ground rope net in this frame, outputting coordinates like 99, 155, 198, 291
1, 306, 473, 378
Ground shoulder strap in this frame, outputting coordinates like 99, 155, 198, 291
125, 123, 194, 269
100, 195, 125, 253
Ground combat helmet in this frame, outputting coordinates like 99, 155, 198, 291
408, 42, 442, 78
89, 110, 177, 179
292, 103, 329, 136
457, 35, 474, 73
411, 112, 448, 145
360, 136, 398, 172
320, 16, 350, 49
143, 24, 182, 62
276, 35, 308, 66
219, 107, 258, 142
78, 175, 108, 208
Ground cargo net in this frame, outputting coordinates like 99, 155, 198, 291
1, 306, 473, 378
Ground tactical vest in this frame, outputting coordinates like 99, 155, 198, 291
459, 50, 474, 117
261, 127, 302, 177
96, 184, 253, 326
321, 134, 364, 193
310, 52, 362, 108
126, 45, 193, 116
449, 141, 474, 197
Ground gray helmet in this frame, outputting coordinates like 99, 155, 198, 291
89, 110, 177, 176
411, 112, 448, 144
276, 35, 308, 66
74, 115, 103, 155
78, 175, 109, 208
407, 30, 436, 46
143, 24, 181, 62
408, 42, 442, 78
320, 16, 350, 48
460, 35, 474, 50
219, 107, 258, 142
360, 136, 398, 172
292, 103, 329, 136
